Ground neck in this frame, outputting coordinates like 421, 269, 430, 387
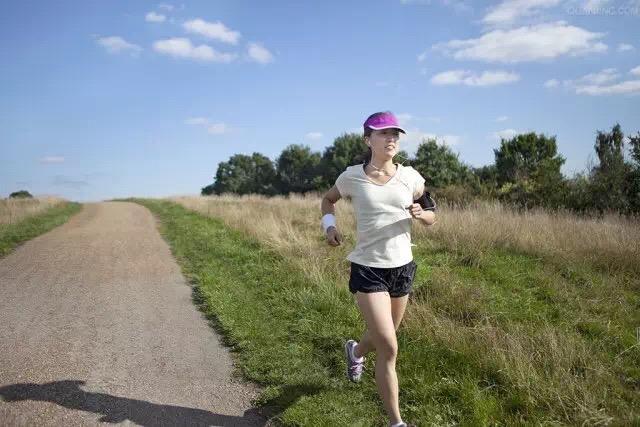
369, 156, 395, 171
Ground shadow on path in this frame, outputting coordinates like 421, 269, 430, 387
0, 380, 265, 426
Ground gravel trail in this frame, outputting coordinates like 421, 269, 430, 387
0, 201, 265, 426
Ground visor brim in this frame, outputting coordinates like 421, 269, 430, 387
366, 125, 406, 134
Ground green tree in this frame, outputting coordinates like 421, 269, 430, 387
395, 149, 411, 165
564, 172, 593, 214
319, 133, 368, 188
471, 164, 499, 197
200, 183, 215, 196
276, 144, 322, 194
211, 153, 277, 195
493, 132, 566, 208
629, 132, 640, 166
412, 139, 471, 188
625, 132, 640, 214
9, 190, 33, 198
589, 124, 630, 213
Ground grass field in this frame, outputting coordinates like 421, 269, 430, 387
131, 195, 639, 426
0, 199, 82, 257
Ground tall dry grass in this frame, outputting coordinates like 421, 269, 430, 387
418, 199, 640, 275
171, 194, 640, 277
0, 196, 66, 225
169, 193, 639, 423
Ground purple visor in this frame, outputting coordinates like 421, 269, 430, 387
363, 112, 406, 134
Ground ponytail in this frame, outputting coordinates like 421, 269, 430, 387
363, 146, 372, 166
363, 127, 373, 166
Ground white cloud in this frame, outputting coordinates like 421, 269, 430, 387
575, 80, 640, 95
153, 38, 236, 62
431, 69, 520, 86
630, 65, 640, 76
40, 156, 65, 164
305, 132, 323, 140
617, 43, 634, 52
158, 3, 174, 11
434, 21, 607, 63
496, 115, 509, 121
564, 68, 640, 96
247, 42, 274, 64
417, 50, 428, 62
97, 36, 142, 55
183, 19, 240, 45
493, 129, 520, 140
579, 68, 619, 85
482, 0, 561, 27
544, 78, 560, 88
146, 11, 166, 22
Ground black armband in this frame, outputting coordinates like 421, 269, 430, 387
414, 191, 436, 211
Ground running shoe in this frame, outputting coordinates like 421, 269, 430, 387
344, 339, 365, 382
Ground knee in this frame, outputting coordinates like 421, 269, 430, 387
375, 334, 398, 361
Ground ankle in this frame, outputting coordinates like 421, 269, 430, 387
390, 421, 406, 427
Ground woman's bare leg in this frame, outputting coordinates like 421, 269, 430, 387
354, 294, 409, 358
390, 295, 409, 330
355, 292, 402, 424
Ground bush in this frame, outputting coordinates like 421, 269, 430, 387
9, 190, 33, 199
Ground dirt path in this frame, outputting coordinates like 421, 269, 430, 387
0, 201, 265, 426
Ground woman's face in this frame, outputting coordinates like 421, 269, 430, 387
367, 128, 401, 160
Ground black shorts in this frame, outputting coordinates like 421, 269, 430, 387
349, 260, 417, 298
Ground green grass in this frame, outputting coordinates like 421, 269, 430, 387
0, 201, 82, 258
405, 242, 640, 425
129, 198, 640, 426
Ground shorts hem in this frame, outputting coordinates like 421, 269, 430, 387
350, 288, 411, 298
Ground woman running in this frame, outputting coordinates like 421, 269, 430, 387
320, 111, 436, 427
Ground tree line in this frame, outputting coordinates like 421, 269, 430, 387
202, 124, 640, 215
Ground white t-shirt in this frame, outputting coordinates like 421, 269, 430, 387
335, 163, 426, 268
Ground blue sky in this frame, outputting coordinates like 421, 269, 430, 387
1, 0, 639, 202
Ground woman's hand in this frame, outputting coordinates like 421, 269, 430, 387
407, 203, 424, 219
407, 203, 437, 225
326, 226, 342, 246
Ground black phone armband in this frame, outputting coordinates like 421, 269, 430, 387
414, 191, 436, 211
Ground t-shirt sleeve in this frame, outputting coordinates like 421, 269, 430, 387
335, 170, 351, 198
410, 167, 426, 197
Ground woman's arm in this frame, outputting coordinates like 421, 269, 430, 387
410, 182, 437, 226
321, 185, 341, 216
321, 186, 343, 246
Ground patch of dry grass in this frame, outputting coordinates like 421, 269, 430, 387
418, 199, 640, 275
171, 194, 640, 277
0, 196, 66, 225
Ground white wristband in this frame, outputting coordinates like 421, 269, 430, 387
321, 213, 336, 233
